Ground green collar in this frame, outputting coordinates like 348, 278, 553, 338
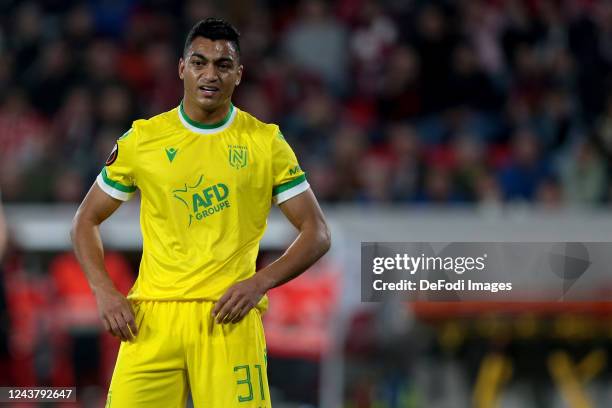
178, 101, 236, 134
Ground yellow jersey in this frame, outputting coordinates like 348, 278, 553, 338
96, 102, 308, 306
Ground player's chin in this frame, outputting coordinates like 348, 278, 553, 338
195, 94, 223, 109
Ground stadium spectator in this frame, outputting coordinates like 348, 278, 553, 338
560, 139, 607, 205
498, 128, 552, 202
0, 89, 49, 201
283, 0, 349, 93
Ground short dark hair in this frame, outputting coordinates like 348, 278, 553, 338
183, 18, 241, 57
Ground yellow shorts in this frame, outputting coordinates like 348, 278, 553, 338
106, 301, 270, 407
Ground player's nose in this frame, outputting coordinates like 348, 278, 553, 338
199, 64, 219, 82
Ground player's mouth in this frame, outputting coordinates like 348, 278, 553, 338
198, 85, 219, 97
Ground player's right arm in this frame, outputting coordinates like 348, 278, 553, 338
71, 183, 137, 342
72, 127, 139, 341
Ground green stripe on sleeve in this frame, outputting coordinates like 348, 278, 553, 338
101, 168, 137, 193
272, 174, 306, 196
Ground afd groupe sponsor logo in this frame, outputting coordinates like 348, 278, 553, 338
172, 175, 230, 226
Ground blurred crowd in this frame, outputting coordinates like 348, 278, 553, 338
1, 0, 612, 207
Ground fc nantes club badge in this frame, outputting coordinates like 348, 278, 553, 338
228, 145, 248, 169
105, 143, 118, 166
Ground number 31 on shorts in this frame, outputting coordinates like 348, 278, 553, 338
233, 364, 266, 403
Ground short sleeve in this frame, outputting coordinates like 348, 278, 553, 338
96, 128, 138, 201
271, 131, 309, 205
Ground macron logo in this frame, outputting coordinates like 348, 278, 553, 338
165, 147, 178, 162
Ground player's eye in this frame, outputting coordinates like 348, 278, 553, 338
191, 60, 203, 67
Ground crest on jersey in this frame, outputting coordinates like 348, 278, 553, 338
105, 143, 118, 166
228, 145, 248, 169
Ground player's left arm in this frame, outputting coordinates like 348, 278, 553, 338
212, 188, 331, 323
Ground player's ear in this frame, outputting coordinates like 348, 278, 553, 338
235, 64, 243, 86
178, 57, 185, 80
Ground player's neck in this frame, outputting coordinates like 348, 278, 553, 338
181, 99, 232, 126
